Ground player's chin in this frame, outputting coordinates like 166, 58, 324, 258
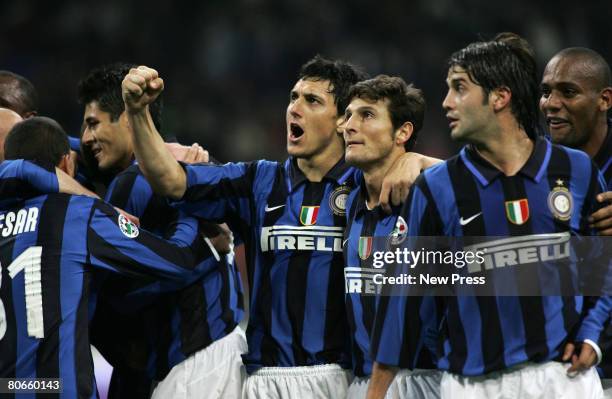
287, 142, 307, 157
344, 151, 365, 167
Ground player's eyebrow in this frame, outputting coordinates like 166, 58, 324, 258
356, 105, 376, 114
447, 76, 468, 87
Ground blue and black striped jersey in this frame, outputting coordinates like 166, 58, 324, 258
592, 119, 612, 377
103, 165, 244, 380
593, 119, 612, 190
173, 157, 356, 372
0, 160, 59, 207
0, 193, 211, 399
372, 137, 610, 376
343, 181, 437, 376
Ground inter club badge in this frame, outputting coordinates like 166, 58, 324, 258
548, 180, 573, 221
505, 199, 529, 225
329, 185, 350, 216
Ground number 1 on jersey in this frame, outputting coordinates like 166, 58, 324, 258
0, 246, 44, 341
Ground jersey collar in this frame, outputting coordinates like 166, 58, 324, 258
285, 156, 354, 190
460, 136, 552, 186
593, 119, 612, 176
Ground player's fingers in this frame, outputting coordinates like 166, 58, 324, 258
590, 214, 612, 231
379, 180, 392, 214
195, 146, 209, 163
567, 354, 580, 375
149, 77, 164, 92
184, 143, 199, 163
597, 191, 612, 203
391, 184, 402, 207
399, 183, 410, 204
202, 149, 209, 163
589, 204, 612, 223
126, 72, 148, 88
136, 65, 159, 81
598, 227, 612, 236
562, 342, 575, 362
122, 81, 144, 98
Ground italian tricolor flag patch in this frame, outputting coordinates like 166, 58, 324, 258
505, 199, 529, 225
299, 206, 319, 226
358, 237, 373, 260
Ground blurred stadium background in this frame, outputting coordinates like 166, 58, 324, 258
2, 1, 610, 397
2, 0, 611, 163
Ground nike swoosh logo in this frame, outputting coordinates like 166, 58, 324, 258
264, 204, 285, 212
459, 212, 482, 226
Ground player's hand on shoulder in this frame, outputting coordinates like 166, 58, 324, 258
122, 65, 164, 112
379, 152, 442, 213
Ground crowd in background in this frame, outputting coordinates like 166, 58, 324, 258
1, 0, 610, 162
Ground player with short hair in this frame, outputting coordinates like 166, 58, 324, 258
540, 47, 612, 386
0, 71, 39, 119
341, 75, 440, 399
0, 116, 213, 399
122, 53, 446, 397
76, 62, 246, 399
369, 33, 609, 399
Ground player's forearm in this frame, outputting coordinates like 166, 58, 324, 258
56, 167, 98, 198
127, 108, 187, 199
366, 362, 398, 399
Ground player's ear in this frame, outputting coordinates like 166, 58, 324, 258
599, 86, 612, 112
58, 151, 76, 178
491, 86, 512, 112
395, 121, 413, 146
336, 114, 347, 135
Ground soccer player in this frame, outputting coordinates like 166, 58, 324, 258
0, 107, 22, 161
540, 47, 612, 229
76, 62, 246, 399
0, 70, 38, 118
122, 55, 438, 397
369, 33, 609, 398
0, 116, 213, 399
341, 75, 440, 398
540, 47, 612, 383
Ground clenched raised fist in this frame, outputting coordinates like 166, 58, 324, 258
122, 66, 164, 112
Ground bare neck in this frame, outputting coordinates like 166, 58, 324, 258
296, 140, 344, 182
474, 126, 534, 176
362, 150, 404, 208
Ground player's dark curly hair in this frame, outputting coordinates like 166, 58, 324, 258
448, 32, 540, 138
299, 55, 369, 116
348, 75, 426, 151
78, 62, 163, 131
4, 117, 69, 166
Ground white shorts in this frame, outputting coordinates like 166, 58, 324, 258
346, 369, 441, 399
242, 363, 352, 399
441, 361, 603, 399
386, 369, 442, 399
602, 379, 612, 399
346, 376, 369, 399
151, 325, 248, 399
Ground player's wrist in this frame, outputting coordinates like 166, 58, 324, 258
583, 339, 602, 366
